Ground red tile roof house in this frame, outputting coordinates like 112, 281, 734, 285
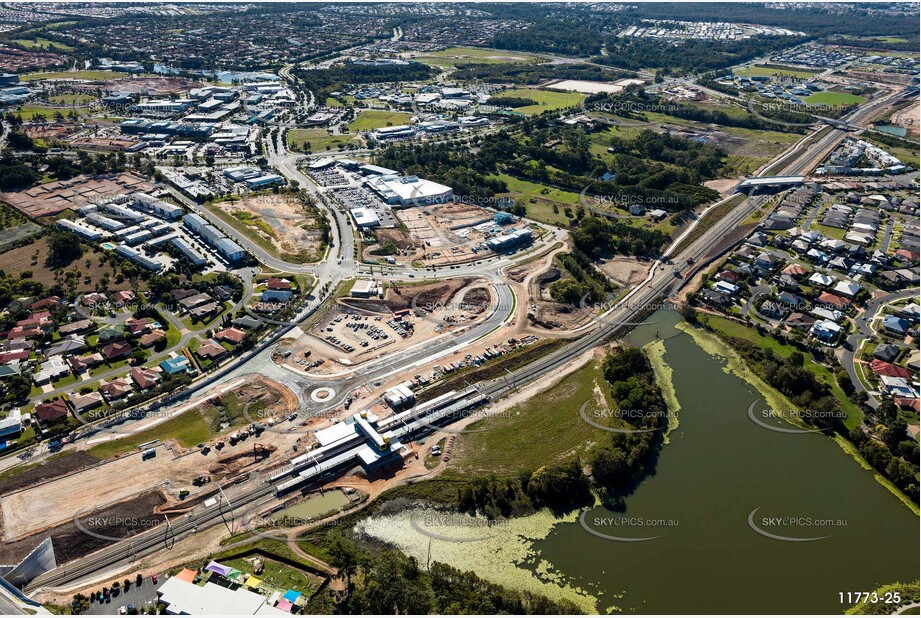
68, 352, 104, 373
196, 339, 227, 361
7, 325, 42, 340
716, 270, 740, 283
869, 359, 914, 380
817, 292, 851, 309
139, 329, 166, 348
102, 341, 133, 361
782, 263, 808, 277
112, 290, 136, 306
17, 311, 54, 330
130, 366, 162, 390
34, 399, 70, 424
100, 377, 133, 401
0, 349, 30, 364
214, 327, 246, 345
266, 278, 292, 290
28, 296, 63, 311
126, 317, 154, 336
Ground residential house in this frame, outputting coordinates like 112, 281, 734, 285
131, 366, 162, 389
69, 352, 104, 373
869, 360, 913, 380
882, 315, 910, 336
102, 341, 133, 361
196, 339, 227, 361
45, 335, 85, 358
70, 391, 104, 415
832, 281, 860, 298
98, 324, 125, 343
879, 375, 916, 399
160, 355, 191, 375
817, 292, 850, 309
33, 356, 71, 385
811, 320, 842, 344
139, 329, 167, 348
59, 319, 94, 336
872, 343, 901, 362
214, 327, 246, 345
34, 399, 69, 424
100, 377, 133, 401
785, 312, 815, 330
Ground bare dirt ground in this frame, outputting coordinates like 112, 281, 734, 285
596, 255, 648, 289
222, 193, 324, 262
704, 178, 741, 195
90, 76, 202, 95
364, 228, 416, 264
395, 202, 503, 266
890, 101, 919, 140
0, 379, 298, 543
0, 236, 136, 292
0, 491, 166, 566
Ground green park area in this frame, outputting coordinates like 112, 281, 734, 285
12, 37, 75, 51
805, 91, 866, 106
347, 110, 412, 131
287, 128, 355, 153
19, 70, 124, 82
491, 173, 580, 226
444, 360, 616, 476
498, 88, 584, 115
411, 46, 543, 68
734, 65, 822, 79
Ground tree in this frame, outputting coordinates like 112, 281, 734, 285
46, 232, 83, 267
591, 447, 630, 487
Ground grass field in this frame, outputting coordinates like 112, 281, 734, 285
734, 65, 822, 79
12, 37, 75, 52
11, 104, 86, 121
805, 91, 865, 106
491, 173, 580, 226
704, 315, 863, 429
221, 556, 319, 595
445, 359, 615, 477
19, 70, 124, 82
348, 110, 411, 131
498, 88, 584, 115
410, 46, 542, 68
47, 93, 96, 104
287, 128, 355, 152
86, 407, 211, 459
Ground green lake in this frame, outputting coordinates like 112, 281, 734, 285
361, 311, 919, 613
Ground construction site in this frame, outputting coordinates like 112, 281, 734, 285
0, 378, 298, 565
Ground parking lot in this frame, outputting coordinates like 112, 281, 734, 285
307, 166, 350, 187
317, 310, 414, 356
332, 186, 398, 228
84, 573, 163, 615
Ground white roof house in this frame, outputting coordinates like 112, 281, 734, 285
808, 272, 835, 287
833, 280, 860, 297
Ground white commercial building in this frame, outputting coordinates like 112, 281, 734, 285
350, 207, 380, 229
157, 577, 286, 615
365, 175, 453, 207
